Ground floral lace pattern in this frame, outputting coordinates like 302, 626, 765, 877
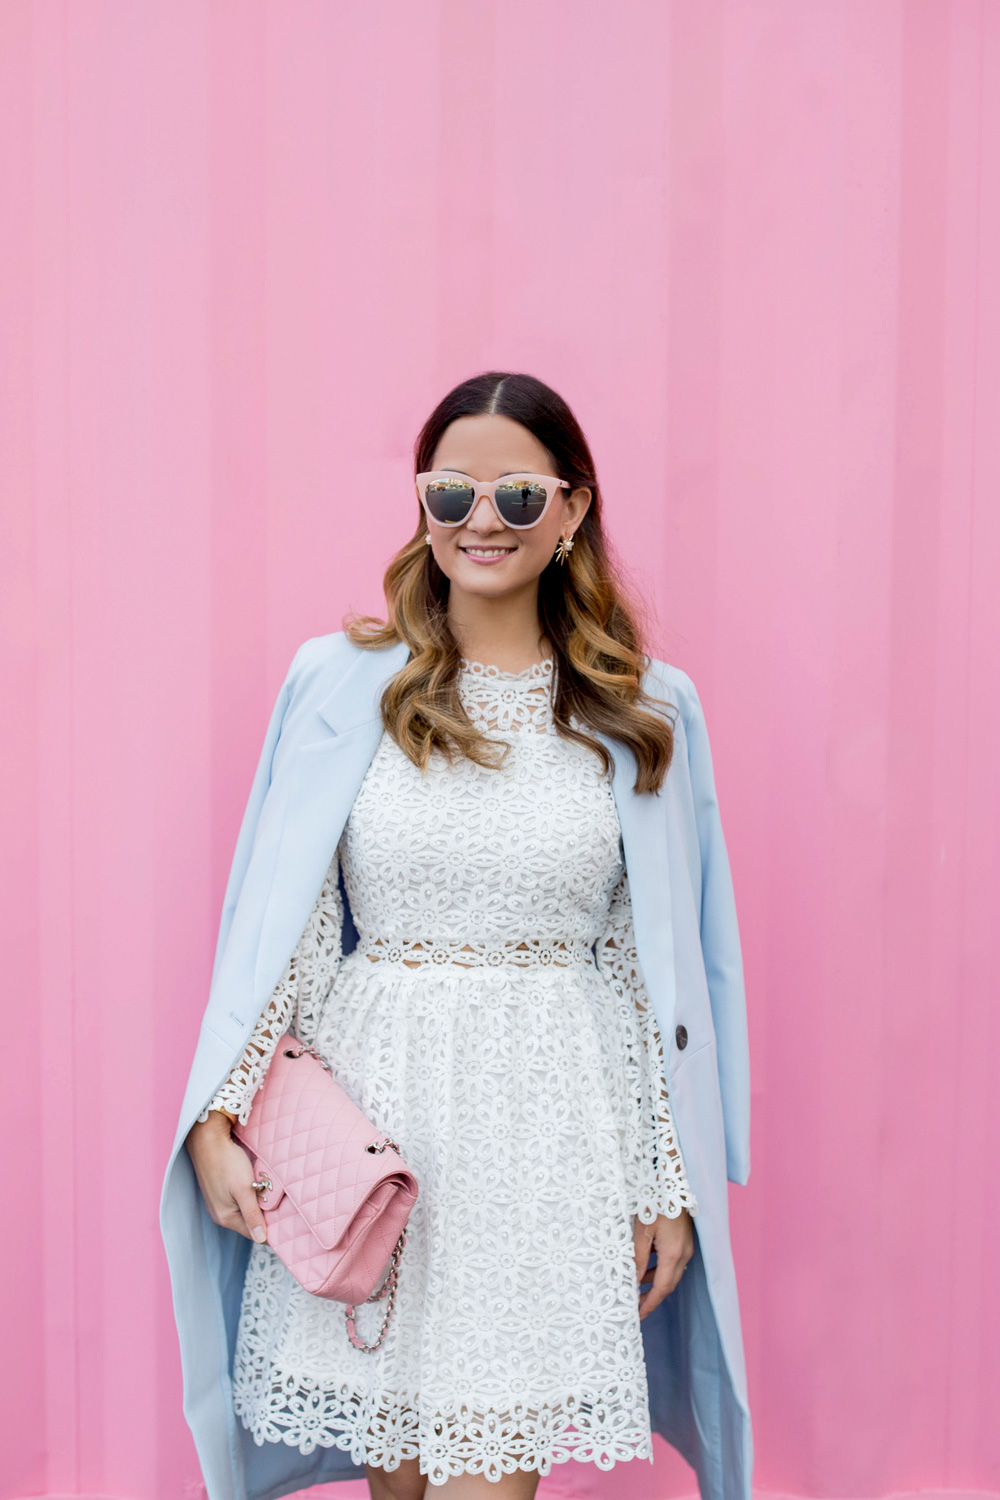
358, 934, 597, 967
594, 873, 697, 1223
201, 658, 695, 1483
196, 864, 344, 1126
456, 653, 555, 734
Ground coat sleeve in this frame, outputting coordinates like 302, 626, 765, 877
679, 673, 751, 1186
197, 852, 345, 1126
208, 640, 311, 995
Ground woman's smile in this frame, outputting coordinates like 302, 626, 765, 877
458, 543, 517, 564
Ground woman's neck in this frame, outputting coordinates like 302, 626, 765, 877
447, 582, 551, 674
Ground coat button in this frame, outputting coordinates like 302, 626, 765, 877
675, 1024, 688, 1050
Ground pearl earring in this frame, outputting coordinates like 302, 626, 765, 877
424, 533, 432, 545
554, 535, 574, 564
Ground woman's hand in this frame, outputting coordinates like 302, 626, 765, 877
633, 1209, 694, 1319
185, 1110, 269, 1243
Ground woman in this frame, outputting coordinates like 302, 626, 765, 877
161, 372, 752, 1500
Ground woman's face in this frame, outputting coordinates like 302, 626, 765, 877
425, 413, 591, 602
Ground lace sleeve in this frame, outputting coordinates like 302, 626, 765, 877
594, 867, 698, 1223
196, 851, 345, 1126
196, 965, 296, 1126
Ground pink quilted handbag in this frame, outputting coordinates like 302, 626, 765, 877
232, 1032, 419, 1351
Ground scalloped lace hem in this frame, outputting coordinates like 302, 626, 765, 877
234, 1377, 654, 1484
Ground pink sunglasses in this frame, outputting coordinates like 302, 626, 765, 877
415, 471, 570, 530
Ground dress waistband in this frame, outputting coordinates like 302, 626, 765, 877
350, 935, 596, 969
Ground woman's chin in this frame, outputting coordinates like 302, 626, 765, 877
444, 554, 535, 597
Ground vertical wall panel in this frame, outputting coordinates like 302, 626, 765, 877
1, 3, 998, 1499
1, 2, 46, 1495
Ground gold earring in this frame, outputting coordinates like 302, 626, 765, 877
554, 535, 574, 565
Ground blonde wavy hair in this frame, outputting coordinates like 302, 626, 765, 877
345, 372, 674, 794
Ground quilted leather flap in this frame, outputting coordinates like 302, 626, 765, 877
233, 1033, 418, 1251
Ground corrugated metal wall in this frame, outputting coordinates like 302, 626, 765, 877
1, 4, 997, 1499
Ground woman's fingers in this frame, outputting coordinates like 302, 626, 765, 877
639, 1250, 688, 1315
187, 1122, 269, 1243
638, 1251, 674, 1318
227, 1139, 269, 1241
632, 1220, 653, 1285
637, 1212, 694, 1318
231, 1181, 268, 1243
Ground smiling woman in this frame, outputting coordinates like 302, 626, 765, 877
166, 371, 751, 1500
348, 378, 679, 794
420, 416, 589, 599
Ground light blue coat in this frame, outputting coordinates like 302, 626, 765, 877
159, 633, 752, 1500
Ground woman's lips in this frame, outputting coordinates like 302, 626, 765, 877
459, 545, 516, 565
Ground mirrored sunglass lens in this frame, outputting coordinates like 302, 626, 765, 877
495, 480, 549, 526
424, 478, 475, 524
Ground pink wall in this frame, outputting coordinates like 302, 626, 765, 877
2, 3, 998, 1500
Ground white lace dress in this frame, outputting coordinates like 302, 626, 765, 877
198, 657, 697, 1486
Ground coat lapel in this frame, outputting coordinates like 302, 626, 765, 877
251, 641, 409, 1009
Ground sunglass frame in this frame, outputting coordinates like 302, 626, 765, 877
415, 471, 571, 530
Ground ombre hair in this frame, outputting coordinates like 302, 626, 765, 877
344, 371, 674, 794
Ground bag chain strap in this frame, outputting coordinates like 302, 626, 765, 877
284, 1038, 408, 1353
344, 1226, 408, 1352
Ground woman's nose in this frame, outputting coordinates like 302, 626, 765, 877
465, 493, 503, 532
